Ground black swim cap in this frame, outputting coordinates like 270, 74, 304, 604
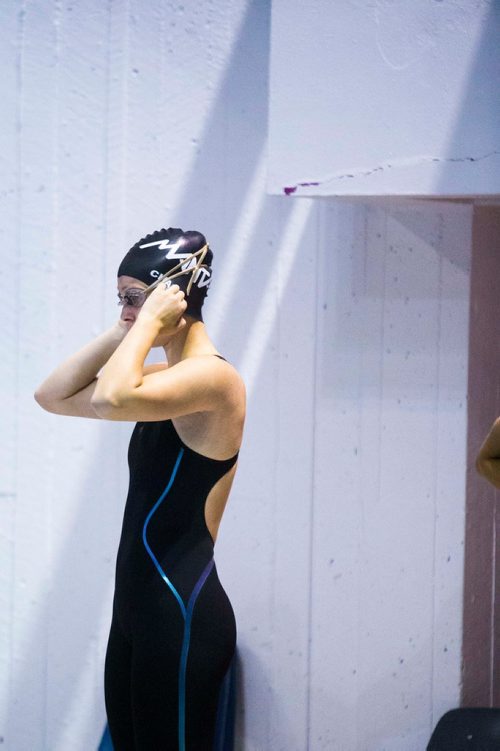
117, 227, 213, 321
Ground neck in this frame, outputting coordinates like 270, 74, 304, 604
162, 317, 217, 365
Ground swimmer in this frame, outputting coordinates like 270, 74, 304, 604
35, 227, 246, 750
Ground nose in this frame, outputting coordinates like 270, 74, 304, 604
120, 305, 138, 324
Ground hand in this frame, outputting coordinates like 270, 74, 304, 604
137, 283, 187, 335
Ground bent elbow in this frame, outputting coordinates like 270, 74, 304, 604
90, 391, 123, 418
34, 388, 56, 413
34, 388, 44, 407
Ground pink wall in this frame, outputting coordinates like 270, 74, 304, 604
463, 205, 500, 705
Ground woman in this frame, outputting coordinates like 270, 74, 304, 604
35, 227, 246, 750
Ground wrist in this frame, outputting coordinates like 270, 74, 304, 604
134, 312, 164, 336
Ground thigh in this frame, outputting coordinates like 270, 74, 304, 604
104, 618, 135, 751
185, 568, 237, 749
129, 606, 184, 749
130, 568, 236, 751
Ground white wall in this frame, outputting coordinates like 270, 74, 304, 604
223, 196, 471, 751
0, 1, 472, 750
268, 0, 500, 197
308, 199, 470, 750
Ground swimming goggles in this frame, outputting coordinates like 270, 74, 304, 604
117, 245, 209, 308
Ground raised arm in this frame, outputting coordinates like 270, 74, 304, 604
34, 321, 128, 418
476, 417, 500, 489
91, 285, 231, 422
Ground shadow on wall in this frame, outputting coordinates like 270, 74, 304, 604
436, 1, 500, 196
7, 0, 311, 749
384, 203, 471, 274
5, 419, 127, 749
165, 3, 319, 749
168, 0, 271, 236
166, 0, 299, 371
317, 200, 471, 401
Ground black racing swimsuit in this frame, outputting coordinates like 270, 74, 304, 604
104, 387, 238, 750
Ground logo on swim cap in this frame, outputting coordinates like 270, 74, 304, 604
139, 238, 201, 265
148, 262, 210, 288
192, 267, 211, 288
118, 227, 213, 321
139, 238, 178, 250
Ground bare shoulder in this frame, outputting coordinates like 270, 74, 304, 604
212, 357, 246, 405
172, 356, 245, 458
169, 355, 245, 408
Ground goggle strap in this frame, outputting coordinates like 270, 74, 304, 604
142, 245, 209, 297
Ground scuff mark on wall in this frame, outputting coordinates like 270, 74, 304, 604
270, 1, 499, 198
282, 150, 500, 195
283, 181, 319, 195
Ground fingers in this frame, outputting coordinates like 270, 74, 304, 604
150, 282, 184, 297
141, 283, 187, 335
164, 283, 184, 296
150, 283, 187, 308
153, 284, 187, 310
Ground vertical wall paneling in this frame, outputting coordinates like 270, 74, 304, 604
104, 0, 129, 293
371, 203, 441, 750
310, 201, 372, 751
101, 0, 134, 707
45, 2, 113, 748
430, 203, 471, 723
310, 200, 471, 750
8, 2, 58, 747
0, 0, 21, 733
269, 199, 318, 751
125, 0, 165, 225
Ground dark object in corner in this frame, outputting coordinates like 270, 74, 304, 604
427, 708, 500, 751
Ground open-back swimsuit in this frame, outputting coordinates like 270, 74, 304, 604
104, 355, 238, 750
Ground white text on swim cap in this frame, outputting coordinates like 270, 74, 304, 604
149, 267, 211, 288
139, 238, 193, 260
193, 268, 211, 287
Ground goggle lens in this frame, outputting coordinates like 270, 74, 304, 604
117, 289, 147, 308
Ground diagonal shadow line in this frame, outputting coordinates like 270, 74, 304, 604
27, 0, 278, 748
6, 1, 315, 749
230, 200, 318, 751
168, 0, 271, 237
435, 2, 500, 202
313, 8, 497, 268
